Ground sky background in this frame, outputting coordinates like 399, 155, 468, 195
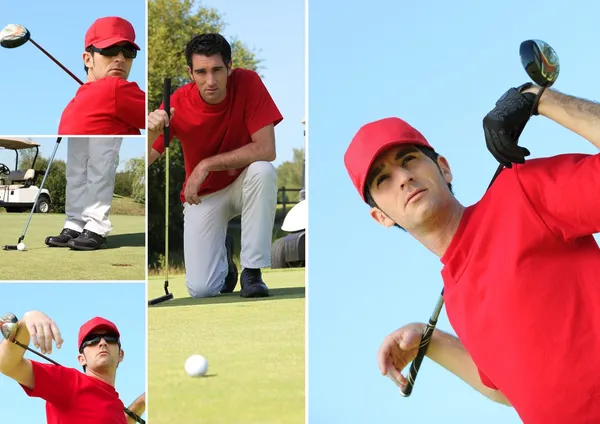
0, 137, 145, 172
198, 0, 305, 166
308, 1, 600, 423
0, 283, 146, 422
0, 0, 146, 135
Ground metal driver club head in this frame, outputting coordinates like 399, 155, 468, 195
0, 24, 30, 48
520, 39, 559, 88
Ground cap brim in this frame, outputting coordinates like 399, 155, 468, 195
89, 37, 140, 50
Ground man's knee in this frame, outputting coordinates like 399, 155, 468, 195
247, 161, 276, 182
187, 284, 221, 299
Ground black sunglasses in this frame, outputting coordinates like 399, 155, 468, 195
90, 44, 137, 59
80, 333, 121, 352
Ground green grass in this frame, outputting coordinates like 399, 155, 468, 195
1, 214, 145, 280
148, 268, 305, 424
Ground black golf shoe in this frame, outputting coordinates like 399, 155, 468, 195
220, 234, 238, 293
240, 268, 270, 298
67, 230, 106, 251
45, 228, 81, 247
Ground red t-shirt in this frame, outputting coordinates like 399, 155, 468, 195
20, 361, 127, 424
152, 68, 283, 202
59, 76, 145, 135
441, 153, 600, 424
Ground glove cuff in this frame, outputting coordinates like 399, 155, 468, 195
516, 82, 539, 115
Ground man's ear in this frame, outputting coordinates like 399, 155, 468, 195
437, 155, 453, 184
370, 207, 396, 228
187, 66, 193, 80
77, 352, 87, 368
118, 348, 124, 364
227, 60, 233, 76
82, 52, 93, 70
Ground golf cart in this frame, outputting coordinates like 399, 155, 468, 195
0, 138, 51, 213
271, 119, 306, 268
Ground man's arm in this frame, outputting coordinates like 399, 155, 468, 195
197, 123, 276, 173
0, 316, 34, 389
125, 393, 145, 424
525, 86, 600, 149
148, 148, 161, 167
427, 330, 511, 406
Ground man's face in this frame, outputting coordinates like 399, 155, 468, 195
367, 145, 454, 231
188, 53, 231, 104
83, 42, 135, 80
77, 330, 124, 372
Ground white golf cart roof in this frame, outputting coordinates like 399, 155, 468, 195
0, 137, 41, 150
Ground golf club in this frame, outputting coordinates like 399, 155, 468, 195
400, 39, 560, 397
1, 313, 145, 423
3, 137, 62, 251
0, 24, 84, 85
148, 77, 174, 306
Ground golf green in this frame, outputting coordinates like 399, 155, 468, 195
148, 268, 305, 424
0, 214, 145, 281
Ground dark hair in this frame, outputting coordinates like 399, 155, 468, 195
185, 33, 232, 69
364, 145, 454, 231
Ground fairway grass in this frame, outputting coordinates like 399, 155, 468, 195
148, 268, 305, 424
0, 214, 145, 280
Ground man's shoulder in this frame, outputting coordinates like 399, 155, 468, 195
231, 68, 262, 86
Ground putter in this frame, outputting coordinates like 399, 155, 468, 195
148, 78, 174, 306
0, 313, 145, 423
3, 137, 62, 251
400, 39, 560, 397
0, 24, 84, 85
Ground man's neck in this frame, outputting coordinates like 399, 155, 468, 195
86, 368, 116, 387
409, 201, 465, 258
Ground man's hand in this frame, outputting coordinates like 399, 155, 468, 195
377, 323, 425, 389
483, 84, 538, 168
147, 107, 175, 134
183, 164, 209, 205
20, 311, 63, 355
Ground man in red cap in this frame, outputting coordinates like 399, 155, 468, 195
147, 33, 282, 298
344, 84, 600, 423
47, 17, 145, 250
0, 311, 145, 423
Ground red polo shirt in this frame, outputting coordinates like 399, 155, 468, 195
441, 153, 600, 423
21, 361, 127, 424
152, 68, 283, 202
59, 76, 145, 135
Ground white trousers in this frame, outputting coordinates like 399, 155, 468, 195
183, 161, 277, 298
63, 137, 122, 237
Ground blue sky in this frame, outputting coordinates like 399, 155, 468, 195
201, 0, 305, 166
0, 137, 144, 172
307, 1, 600, 423
0, 283, 146, 422
0, 0, 146, 135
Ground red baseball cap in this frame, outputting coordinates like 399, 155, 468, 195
344, 117, 434, 202
84, 17, 140, 50
78, 317, 120, 350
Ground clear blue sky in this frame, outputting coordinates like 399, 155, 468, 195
0, 137, 145, 172
308, 1, 600, 423
0, 283, 146, 422
0, 0, 146, 135
199, 0, 305, 166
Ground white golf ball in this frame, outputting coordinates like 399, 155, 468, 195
17, 243, 25, 251
184, 354, 208, 377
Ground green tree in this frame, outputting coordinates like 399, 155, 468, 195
126, 157, 145, 204
147, 0, 261, 270
276, 148, 304, 203
114, 171, 134, 198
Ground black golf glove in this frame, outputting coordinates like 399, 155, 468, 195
483, 83, 538, 168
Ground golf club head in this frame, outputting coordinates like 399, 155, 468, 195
148, 293, 174, 306
0, 313, 18, 341
520, 39, 559, 87
2, 245, 17, 251
0, 24, 30, 48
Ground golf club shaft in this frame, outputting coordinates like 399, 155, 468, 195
28, 38, 83, 85
13, 339, 145, 423
18, 137, 62, 243
164, 78, 171, 292
400, 290, 444, 397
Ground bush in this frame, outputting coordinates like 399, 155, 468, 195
114, 172, 134, 197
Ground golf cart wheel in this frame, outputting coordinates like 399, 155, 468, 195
270, 237, 288, 269
35, 195, 50, 213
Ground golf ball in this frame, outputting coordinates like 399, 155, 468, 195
17, 243, 25, 251
185, 354, 208, 377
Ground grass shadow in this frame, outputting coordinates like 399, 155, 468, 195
106, 232, 145, 249
148, 286, 305, 308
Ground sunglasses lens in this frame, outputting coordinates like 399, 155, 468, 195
97, 46, 136, 58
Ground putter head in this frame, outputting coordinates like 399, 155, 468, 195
0, 24, 30, 48
520, 39, 559, 87
148, 293, 174, 306
2, 245, 17, 251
